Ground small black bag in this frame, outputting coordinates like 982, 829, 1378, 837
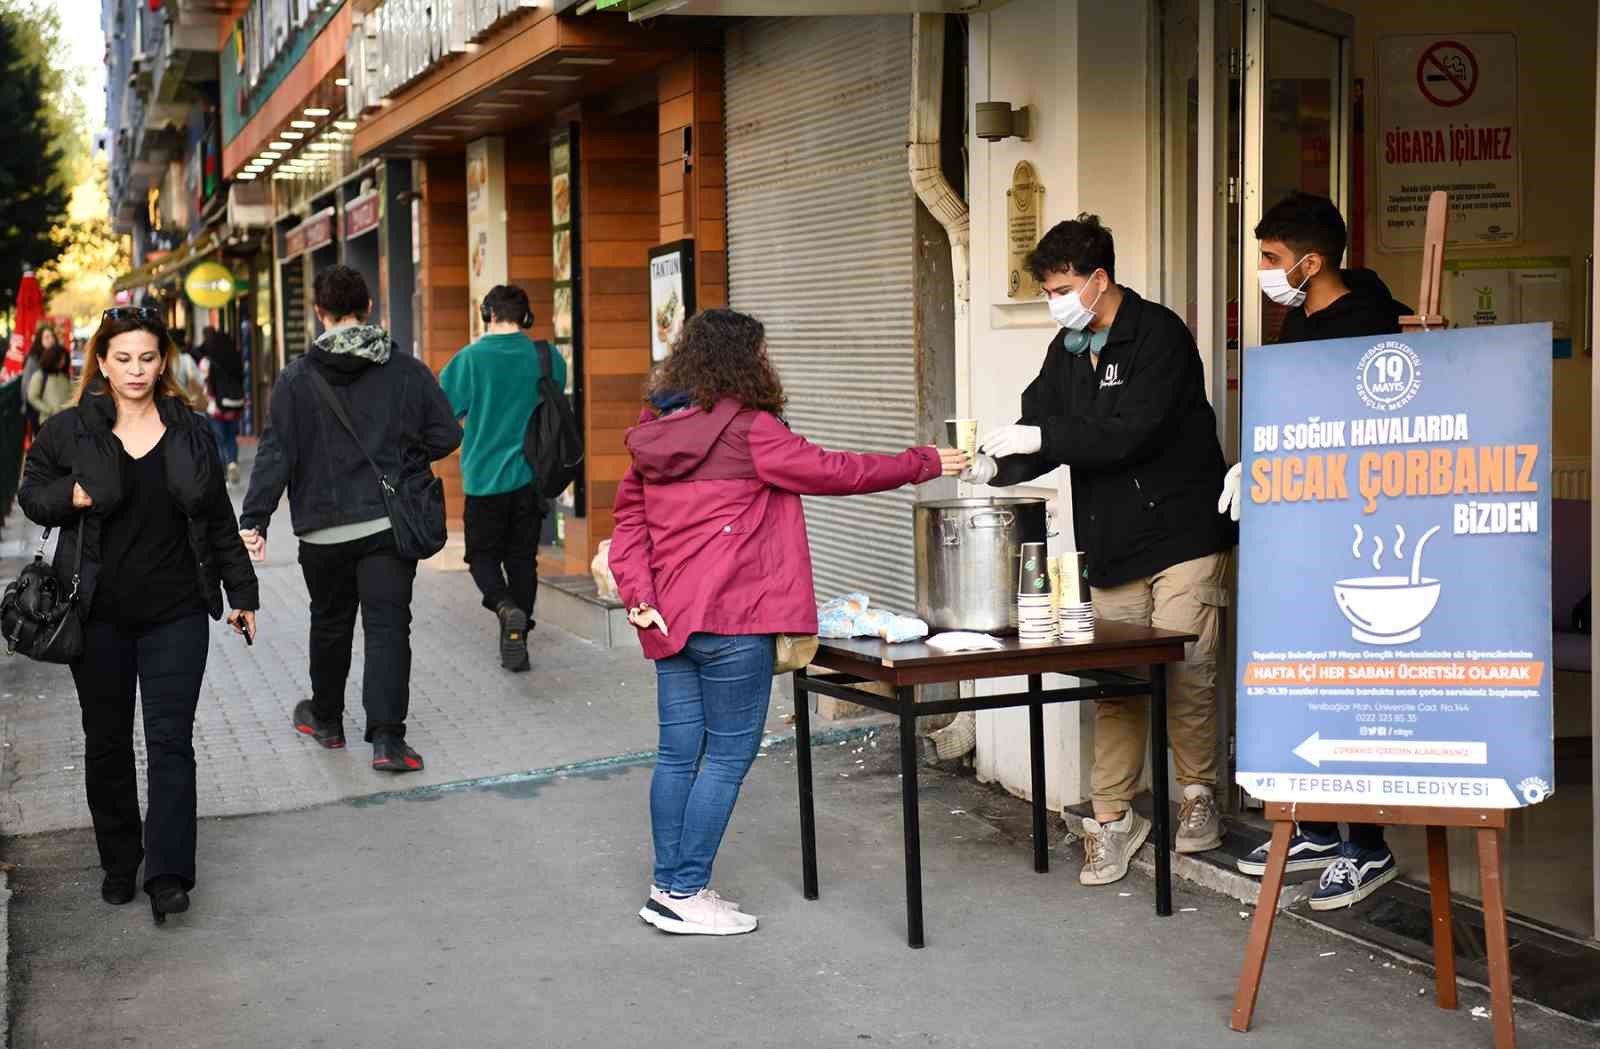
523, 340, 584, 500
1, 525, 86, 664
308, 369, 447, 560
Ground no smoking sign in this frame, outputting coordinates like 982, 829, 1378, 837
1416, 40, 1479, 108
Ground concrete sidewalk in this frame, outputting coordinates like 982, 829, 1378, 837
7, 734, 1593, 1049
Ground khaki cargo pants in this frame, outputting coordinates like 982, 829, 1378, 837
1089, 551, 1230, 812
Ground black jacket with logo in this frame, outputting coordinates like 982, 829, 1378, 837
993, 287, 1237, 587
18, 387, 260, 620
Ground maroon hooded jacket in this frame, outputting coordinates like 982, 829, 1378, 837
609, 399, 941, 660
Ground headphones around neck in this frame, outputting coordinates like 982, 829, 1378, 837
481, 298, 534, 330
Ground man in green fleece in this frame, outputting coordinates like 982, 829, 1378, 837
440, 285, 567, 672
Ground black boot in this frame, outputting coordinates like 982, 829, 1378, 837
496, 600, 530, 672
101, 870, 138, 905
147, 876, 189, 926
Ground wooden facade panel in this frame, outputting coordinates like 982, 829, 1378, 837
658, 93, 694, 133
658, 161, 684, 198
586, 240, 654, 269
694, 91, 723, 124
585, 347, 650, 375
697, 186, 724, 222
699, 250, 727, 286
586, 320, 651, 352
588, 482, 620, 515
659, 190, 684, 228
659, 224, 683, 244
589, 401, 646, 429
697, 155, 725, 189
584, 212, 654, 241
698, 284, 727, 310
695, 220, 725, 254
657, 58, 694, 105
590, 266, 648, 295
587, 453, 633, 482
588, 373, 650, 404
585, 185, 658, 215
584, 292, 650, 322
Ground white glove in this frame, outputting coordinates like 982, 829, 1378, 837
961, 453, 998, 485
979, 425, 1042, 459
1217, 461, 1243, 522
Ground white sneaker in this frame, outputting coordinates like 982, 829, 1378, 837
644, 889, 758, 935
1079, 810, 1152, 886
1174, 785, 1223, 854
226, 462, 241, 486
640, 885, 752, 926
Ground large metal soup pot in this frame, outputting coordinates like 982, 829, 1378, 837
914, 497, 1048, 633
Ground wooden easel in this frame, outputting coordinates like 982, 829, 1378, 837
1233, 192, 1521, 1049
1230, 802, 1517, 1048
1400, 190, 1451, 333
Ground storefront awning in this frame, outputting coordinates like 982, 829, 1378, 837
111, 233, 222, 294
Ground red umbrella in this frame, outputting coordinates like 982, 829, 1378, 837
13, 269, 42, 346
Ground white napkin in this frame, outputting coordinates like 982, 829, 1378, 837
925, 631, 1004, 653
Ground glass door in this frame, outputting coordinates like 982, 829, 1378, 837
1238, 0, 1354, 356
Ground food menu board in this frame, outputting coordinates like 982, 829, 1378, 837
1236, 324, 1554, 809
550, 127, 582, 522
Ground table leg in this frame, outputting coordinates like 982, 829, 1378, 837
1028, 673, 1048, 874
898, 687, 925, 949
1150, 663, 1172, 917
794, 669, 818, 901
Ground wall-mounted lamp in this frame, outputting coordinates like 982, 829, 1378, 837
975, 101, 1033, 143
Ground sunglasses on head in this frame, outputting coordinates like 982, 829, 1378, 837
101, 306, 164, 324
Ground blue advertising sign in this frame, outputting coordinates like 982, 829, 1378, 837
1237, 324, 1553, 809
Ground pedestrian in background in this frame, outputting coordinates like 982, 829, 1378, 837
21, 326, 62, 441
198, 325, 247, 486
26, 338, 72, 423
609, 308, 966, 936
239, 265, 460, 773
18, 305, 259, 925
439, 284, 564, 673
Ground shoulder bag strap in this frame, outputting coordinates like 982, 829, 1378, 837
307, 367, 391, 492
66, 521, 84, 602
535, 341, 584, 459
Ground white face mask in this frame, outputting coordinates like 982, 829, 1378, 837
1047, 275, 1104, 332
1257, 255, 1312, 308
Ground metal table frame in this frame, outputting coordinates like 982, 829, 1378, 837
791, 623, 1196, 948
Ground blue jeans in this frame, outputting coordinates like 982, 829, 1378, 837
650, 633, 775, 894
209, 417, 239, 467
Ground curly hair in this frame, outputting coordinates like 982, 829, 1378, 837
1026, 213, 1116, 282
645, 308, 786, 414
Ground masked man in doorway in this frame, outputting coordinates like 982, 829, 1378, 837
966, 213, 1238, 887
1220, 191, 1410, 909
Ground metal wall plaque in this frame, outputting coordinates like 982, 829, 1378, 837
1006, 160, 1045, 300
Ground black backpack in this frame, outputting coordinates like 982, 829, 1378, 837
523, 341, 583, 499
208, 351, 246, 409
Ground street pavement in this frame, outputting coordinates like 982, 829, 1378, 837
0, 452, 1594, 1048
8, 737, 1594, 1049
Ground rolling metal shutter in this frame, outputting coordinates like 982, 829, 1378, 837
724, 15, 920, 613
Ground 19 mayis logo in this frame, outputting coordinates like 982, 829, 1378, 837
1517, 776, 1552, 804
1357, 340, 1423, 412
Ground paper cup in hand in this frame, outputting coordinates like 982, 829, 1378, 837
944, 418, 979, 458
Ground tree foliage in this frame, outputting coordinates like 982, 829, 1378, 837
39, 153, 129, 332
0, 0, 76, 314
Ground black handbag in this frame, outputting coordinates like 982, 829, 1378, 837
1, 524, 86, 664
308, 368, 447, 560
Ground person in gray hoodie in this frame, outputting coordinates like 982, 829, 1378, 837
240, 266, 461, 773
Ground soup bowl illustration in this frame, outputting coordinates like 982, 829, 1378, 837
1332, 576, 1442, 645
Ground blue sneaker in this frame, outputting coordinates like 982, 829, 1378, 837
1309, 843, 1398, 910
1236, 826, 1342, 876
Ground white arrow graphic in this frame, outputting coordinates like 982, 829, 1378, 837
1292, 732, 1488, 768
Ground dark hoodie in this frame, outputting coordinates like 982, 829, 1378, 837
1276, 268, 1412, 345
240, 325, 461, 540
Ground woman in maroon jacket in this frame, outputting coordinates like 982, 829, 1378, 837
611, 309, 964, 936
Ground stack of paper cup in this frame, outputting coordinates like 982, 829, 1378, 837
1056, 550, 1095, 641
1017, 542, 1055, 643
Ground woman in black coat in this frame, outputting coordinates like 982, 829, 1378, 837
18, 306, 260, 925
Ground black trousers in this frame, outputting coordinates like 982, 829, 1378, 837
463, 484, 543, 619
298, 530, 417, 742
71, 613, 209, 891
